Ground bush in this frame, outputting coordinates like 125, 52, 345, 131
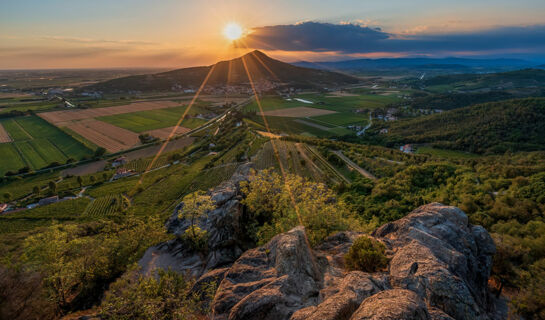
345, 236, 389, 272
182, 226, 209, 252
100, 267, 215, 319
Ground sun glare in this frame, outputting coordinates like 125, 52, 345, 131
223, 22, 243, 41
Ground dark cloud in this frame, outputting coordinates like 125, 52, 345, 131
240, 22, 388, 52
240, 22, 545, 55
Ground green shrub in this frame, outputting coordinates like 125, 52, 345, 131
345, 236, 389, 272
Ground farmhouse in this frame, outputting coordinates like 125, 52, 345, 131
113, 168, 135, 180
400, 144, 414, 153
112, 156, 128, 167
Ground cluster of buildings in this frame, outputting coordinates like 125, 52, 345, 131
400, 144, 414, 153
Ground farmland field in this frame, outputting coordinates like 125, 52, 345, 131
0, 116, 93, 175
84, 194, 129, 216
38, 100, 182, 125
310, 112, 369, 126
0, 123, 12, 142
97, 105, 209, 132
65, 119, 140, 153
259, 106, 336, 118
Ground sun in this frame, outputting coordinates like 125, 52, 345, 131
223, 22, 243, 41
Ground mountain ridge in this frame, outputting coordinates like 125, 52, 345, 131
85, 50, 359, 92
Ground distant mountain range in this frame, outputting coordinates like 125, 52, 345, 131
86, 51, 359, 92
294, 57, 542, 74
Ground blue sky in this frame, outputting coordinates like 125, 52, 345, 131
1, 0, 545, 68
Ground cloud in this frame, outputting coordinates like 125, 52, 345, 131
41, 36, 156, 46
239, 22, 388, 52
239, 22, 545, 56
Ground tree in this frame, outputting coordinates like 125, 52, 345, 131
33, 186, 40, 196
3, 192, 12, 202
90, 176, 96, 184
178, 191, 215, 250
48, 181, 57, 194
94, 147, 106, 157
76, 176, 83, 188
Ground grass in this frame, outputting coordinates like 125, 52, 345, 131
295, 93, 401, 113
311, 112, 369, 126
0, 198, 91, 234
97, 105, 209, 133
0, 116, 93, 175
416, 146, 480, 159
243, 97, 305, 112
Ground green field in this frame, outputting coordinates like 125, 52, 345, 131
97, 105, 208, 132
416, 146, 480, 159
310, 112, 369, 126
244, 93, 396, 137
0, 116, 93, 175
243, 97, 305, 112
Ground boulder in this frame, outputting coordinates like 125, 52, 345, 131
138, 163, 253, 278
213, 203, 498, 320
349, 289, 430, 320
374, 203, 496, 319
211, 226, 323, 320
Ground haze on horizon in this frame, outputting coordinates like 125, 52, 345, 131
1, 0, 545, 69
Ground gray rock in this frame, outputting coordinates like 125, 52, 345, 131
349, 289, 430, 320
213, 203, 497, 320
211, 226, 323, 320
138, 163, 253, 278
374, 203, 496, 319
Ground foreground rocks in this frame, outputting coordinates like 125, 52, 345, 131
138, 163, 253, 277
208, 203, 499, 320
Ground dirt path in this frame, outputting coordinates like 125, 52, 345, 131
0, 123, 12, 143
333, 150, 377, 180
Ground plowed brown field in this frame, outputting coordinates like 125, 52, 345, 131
65, 119, 139, 153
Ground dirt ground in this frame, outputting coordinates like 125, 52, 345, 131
65, 119, 140, 153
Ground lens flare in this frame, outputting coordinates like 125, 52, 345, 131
223, 22, 243, 40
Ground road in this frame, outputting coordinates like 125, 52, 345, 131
357, 114, 373, 136
332, 150, 377, 180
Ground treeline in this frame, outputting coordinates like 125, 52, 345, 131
372, 98, 545, 154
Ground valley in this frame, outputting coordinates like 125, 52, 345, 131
1, 50, 545, 320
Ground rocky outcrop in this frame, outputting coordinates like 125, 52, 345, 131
374, 203, 496, 319
208, 203, 498, 320
138, 163, 253, 277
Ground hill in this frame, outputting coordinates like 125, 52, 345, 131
85, 51, 359, 92
419, 68, 545, 90
373, 97, 545, 154
294, 57, 536, 74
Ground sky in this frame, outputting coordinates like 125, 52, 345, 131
1, 0, 545, 69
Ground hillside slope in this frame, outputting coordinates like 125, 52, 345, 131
374, 97, 545, 154
86, 50, 359, 92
